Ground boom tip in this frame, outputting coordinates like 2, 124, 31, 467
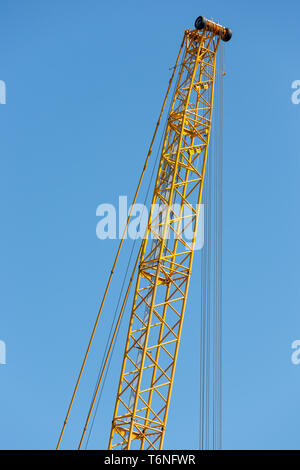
194, 16, 232, 42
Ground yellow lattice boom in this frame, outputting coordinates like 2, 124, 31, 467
109, 20, 230, 451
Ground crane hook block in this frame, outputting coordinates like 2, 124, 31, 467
194, 16, 232, 42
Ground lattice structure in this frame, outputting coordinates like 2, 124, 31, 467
109, 28, 221, 450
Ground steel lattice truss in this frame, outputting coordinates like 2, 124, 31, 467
109, 29, 221, 450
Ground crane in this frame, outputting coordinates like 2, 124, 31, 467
57, 15, 232, 451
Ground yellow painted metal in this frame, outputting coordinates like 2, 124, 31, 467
109, 27, 221, 450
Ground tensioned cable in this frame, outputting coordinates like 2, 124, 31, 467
56, 33, 186, 450
83, 118, 168, 449
85, 117, 172, 435
84, 134, 163, 448
218, 42, 224, 450
214, 41, 223, 450
83, 241, 144, 449
199, 40, 224, 450
78, 49, 184, 449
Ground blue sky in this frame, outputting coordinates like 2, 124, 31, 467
0, 0, 299, 450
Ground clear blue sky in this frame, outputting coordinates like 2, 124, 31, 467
0, 0, 299, 450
